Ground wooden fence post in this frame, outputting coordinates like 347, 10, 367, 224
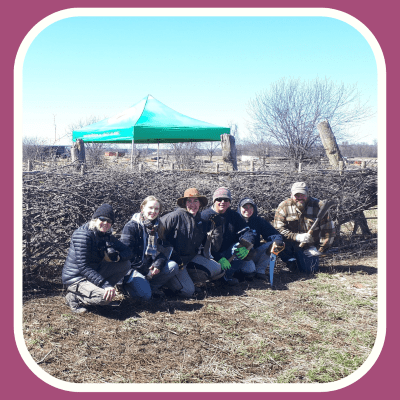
339, 160, 344, 175
215, 163, 219, 173
361, 161, 366, 169
250, 160, 254, 172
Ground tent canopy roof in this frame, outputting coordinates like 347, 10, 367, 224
72, 95, 230, 143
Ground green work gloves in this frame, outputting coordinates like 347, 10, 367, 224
234, 246, 250, 260
218, 257, 231, 271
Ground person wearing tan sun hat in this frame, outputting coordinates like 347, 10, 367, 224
161, 188, 225, 298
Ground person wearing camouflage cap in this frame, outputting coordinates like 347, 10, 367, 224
273, 182, 336, 274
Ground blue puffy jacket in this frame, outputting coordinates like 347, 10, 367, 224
62, 222, 132, 288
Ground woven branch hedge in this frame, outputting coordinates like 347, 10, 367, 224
22, 162, 377, 279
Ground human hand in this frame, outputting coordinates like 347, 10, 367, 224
218, 257, 231, 271
303, 246, 322, 257
271, 240, 285, 254
234, 246, 250, 260
209, 213, 224, 227
103, 287, 116, 302
149, 265, 160, 276
296, 233, 314, 244
103, 250, 120, 262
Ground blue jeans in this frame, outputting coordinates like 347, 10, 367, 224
123, 260, 179, 300
230, 242, 271, 275
279, 241, 319, 273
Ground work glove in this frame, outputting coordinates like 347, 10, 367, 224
232, 243, 250, 260
303, 246, 322, 257
218, 257, 231, 271
296, 233, 314, 244
209, 213, 224, 228
103, 250, 120, 262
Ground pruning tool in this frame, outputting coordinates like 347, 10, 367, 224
269, 242, 285, 287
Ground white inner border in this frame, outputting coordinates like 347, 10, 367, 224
14, 7, 386, 393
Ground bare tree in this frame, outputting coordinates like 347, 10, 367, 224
169, 142, 200, 168
248, 77, 374, 166
203, 141, 220, 162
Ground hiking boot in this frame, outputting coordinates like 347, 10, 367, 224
65, 292, 87, 314
286, 259, 298, 272
222, 276, 239, 286
255, 273, 268, 281
243, 272, 256, 281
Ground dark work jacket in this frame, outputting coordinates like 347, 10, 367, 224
237, 198, 283, 248
120, 213, 169, 275
201, 206, 254, 261
161, 207, 216, 266
62, 222, 132, 288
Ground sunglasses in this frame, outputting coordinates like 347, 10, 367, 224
215, 198, 231, 203
99, 216, 113, 224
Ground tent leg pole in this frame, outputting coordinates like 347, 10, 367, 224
157, 141, 160, 170
131, 139, 134, 169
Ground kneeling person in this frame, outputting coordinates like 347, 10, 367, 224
273, 182, 336, 273
161, 188, 224, 298
62, 204, 132, 313
235, 197, 284, 281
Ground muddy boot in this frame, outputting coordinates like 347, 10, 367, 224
222, 276, 239, 286
255, 273, 268, 281
65, 292, 87, 314
286, 258, 298, 272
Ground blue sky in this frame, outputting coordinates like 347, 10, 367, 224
21, 13, 379, 146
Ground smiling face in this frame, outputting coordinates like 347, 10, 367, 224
292, 192, 308, 210
142, 200, 160, 221
186, 197, 200, 216
241, 203, 254, 219
214, 198, 231, 214
95, 217, 112, 233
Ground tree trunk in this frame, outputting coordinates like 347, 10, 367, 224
317, 120, 344, 168
220, 134, 238, 171
71, 139, 86, 170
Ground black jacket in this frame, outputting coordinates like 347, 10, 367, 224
237, 198, 282, 248
62, 222, 132, 288
120, 213, 170, 275
201, 206, 254, 261
161, 207, 218, 266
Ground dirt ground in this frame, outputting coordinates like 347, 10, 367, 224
22, 250, 378, 385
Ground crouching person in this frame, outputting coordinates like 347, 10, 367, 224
273, 182, 336, 274
120, 196, 179, 301
236, 197, 284, 281
62, 204, 132, 313
161, 188, 224, 298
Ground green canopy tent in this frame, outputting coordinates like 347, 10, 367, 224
72, 95, 230, 166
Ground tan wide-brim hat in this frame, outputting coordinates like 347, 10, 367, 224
177, 188, 208, 208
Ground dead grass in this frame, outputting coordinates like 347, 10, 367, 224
22, 250, 378, 384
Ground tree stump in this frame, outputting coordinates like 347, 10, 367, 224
317, 120, 344, 169
220, 134, 238, 171
71, 139, 86, 170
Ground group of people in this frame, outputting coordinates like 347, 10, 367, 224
62, 182, 336, 313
